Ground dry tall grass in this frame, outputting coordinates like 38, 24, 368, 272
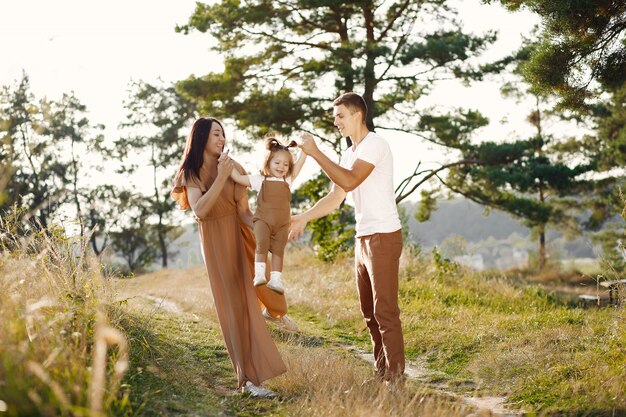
112, 266, 218, 322
115, 247, 475, 416
113, 238, 626, 415
283, 247, 361, 325
280, 244, 626, 414
0, 215, 130, 416
269, 345, 476, 417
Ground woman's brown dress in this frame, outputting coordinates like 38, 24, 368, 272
172, 162, 287, 387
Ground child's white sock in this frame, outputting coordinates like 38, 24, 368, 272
253, 262, 267, 286
267, 271, 284, 294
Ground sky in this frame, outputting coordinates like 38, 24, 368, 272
1, 0, 542, 201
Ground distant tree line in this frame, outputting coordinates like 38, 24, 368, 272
0, 75, 196, 273
1, 0, 624, 273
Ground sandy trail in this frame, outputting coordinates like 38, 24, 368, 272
355, 350, 525, 416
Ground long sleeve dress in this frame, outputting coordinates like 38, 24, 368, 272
172, 162, 287, 387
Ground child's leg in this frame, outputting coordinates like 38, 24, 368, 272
266, 270, 284, 294
253, 259, 267, 286
239, 219, 288, 316
267, 254, 284, 293
253, 221, 272, 286
270, 254, 283, 272
266, 228, 288, 294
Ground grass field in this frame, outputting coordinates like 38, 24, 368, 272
112, 246, 626, 416
3, 228, 626, 416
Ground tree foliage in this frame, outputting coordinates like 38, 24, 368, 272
291, 172, 355, 261
488, 0, 626, 109
176, 0, 506, 259
114, 80, 196, 268
417, 42, 601, 269
0, 74, 104, 233
485, 0, 626, 270
176, 0, 500, 152
108, 192, 159, 274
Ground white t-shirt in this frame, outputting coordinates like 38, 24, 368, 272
248, 174, 292, 193
340, 132, 401, 237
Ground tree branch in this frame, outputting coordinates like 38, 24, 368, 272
377, 0, 413, 42
395, 159, 479, 203
240, 27, 334, 51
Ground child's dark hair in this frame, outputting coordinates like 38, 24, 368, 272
261, 136, 298, 178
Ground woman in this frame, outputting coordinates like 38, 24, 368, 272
171, 117, 294, 396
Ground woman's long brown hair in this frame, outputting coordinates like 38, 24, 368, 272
179, 117, 225, 181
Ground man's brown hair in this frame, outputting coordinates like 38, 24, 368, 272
333, 92, 367, 124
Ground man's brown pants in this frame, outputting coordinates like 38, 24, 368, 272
355, 229, 405, 380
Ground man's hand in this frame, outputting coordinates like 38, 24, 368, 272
299, 133, 319, 156
289, 214, 308, 241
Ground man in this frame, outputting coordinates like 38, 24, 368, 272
290, 92, 404, 382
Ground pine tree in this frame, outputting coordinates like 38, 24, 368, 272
176, 0, 500, 152
488, 0, 626, 109
114, 81, 196, 268
416, 43, 597, 270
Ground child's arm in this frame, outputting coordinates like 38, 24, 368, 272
290, 148, 307, 182
231, 168, 251, 187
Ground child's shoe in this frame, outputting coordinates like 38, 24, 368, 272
266, 271, 284, 294
253, 262, 267, 286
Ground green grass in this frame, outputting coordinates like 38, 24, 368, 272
395, 254, 626, 414
4, 223, 626, 416
113, 266, 473, 416
275, 250, 626, 415
116, 302, 284, 417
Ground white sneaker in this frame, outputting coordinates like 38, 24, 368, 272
263, 308, 299, 332
242, 381, 276, 398
266, 271, 284, 294
253, 262, 267, 286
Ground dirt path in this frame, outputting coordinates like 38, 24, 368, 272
142, 294, 184, 313
352, 349, 525, 417
129, 288, 527, 417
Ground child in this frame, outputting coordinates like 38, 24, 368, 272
230, 136, 307, 294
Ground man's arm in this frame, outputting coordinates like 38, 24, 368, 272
300, 134, 373, 192
289, 184, 347, 241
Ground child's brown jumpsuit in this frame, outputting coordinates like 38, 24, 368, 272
253, 178, 291, 258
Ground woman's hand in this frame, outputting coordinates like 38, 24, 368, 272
217, 151, 234, 180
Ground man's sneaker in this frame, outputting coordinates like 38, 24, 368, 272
241, 381, 276, 398
262, 308, 299, 332
266, 271, 284, 294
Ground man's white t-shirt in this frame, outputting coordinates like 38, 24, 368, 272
340, 132, 401, 237
248, 174, 292, 193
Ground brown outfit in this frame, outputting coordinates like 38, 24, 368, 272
355, 229, 404, 380
253, 178, 291, 258
172, 163, 287, 388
